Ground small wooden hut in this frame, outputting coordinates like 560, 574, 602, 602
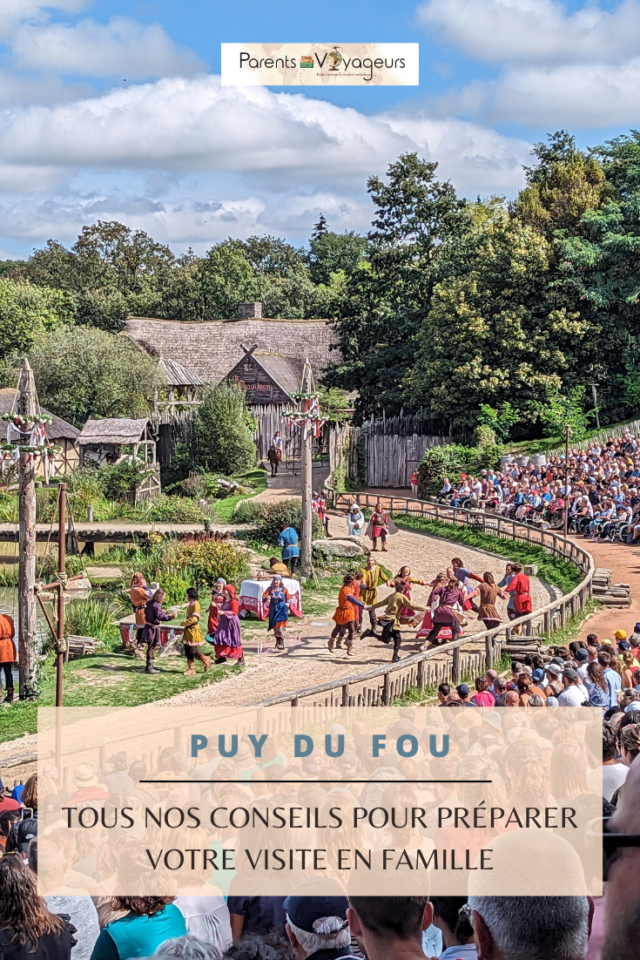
155, 355, 206, 420
78, 418, 160, 501
0, 387, 80, 476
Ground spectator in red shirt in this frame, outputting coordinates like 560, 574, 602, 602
471, 677, 496, 707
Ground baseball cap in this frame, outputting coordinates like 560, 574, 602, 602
546, 664, 561, 676
575, 649, 589, 662
563, 668, 578, 680
619, 640, 632, 651
613, 630, 628, 640
532, 668, 545, 682
546, 696, 559, 707
284, 880, 349, 933
457, 684, 470, 697
551, 657, 565, 666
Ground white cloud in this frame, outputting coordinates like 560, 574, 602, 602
382, 113, 530, 194
0, 75, 529, 195
439, 59, 640, 129
481, 60, 640, 127
14, 17, 205, 78
0, 0, 86, 40
418, 0, 640, 128
418, 0, 640, 66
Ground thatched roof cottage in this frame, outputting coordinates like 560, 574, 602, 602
124, 303, 339, 460
123, 304, 337, 390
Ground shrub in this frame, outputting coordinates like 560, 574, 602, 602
190, 382, 256, 475
101, 461, 152, 501
254, 498, 323, 545
417, 437, 504, 498
417, 444, 470, 497
134, 494, 210, 524
232, 499, 265, 524
63, 599, 121, 648
122, 536, 249, 604
474, 424, 501, 470
66, 468, 104, 510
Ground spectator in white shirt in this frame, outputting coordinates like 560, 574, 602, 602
558, 669, 589, 707
575, 648, 590, 681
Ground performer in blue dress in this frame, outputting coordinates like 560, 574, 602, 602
262, 575, 292, 650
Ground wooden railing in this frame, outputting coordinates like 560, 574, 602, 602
253, 491, 595, 709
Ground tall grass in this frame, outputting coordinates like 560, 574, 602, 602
64, 599, 122, 647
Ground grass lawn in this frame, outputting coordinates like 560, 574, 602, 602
506, 413, 640, 455
213, 468, 268, 523
0, 646, 236, 744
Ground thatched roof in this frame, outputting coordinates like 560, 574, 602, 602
253, 354, 304, 398
0, 388, 80, 442
158, 355, 206, 388
124, 316, 338, 384
78, 418, 149, 445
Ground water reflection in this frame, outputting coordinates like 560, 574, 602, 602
0, 587, 90, 687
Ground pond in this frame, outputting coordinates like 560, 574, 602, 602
0, 587, 91, 688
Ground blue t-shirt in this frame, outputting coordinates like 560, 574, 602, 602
90, 905, 186, 960
277, 527, 300, 559
604, 669, 622, 709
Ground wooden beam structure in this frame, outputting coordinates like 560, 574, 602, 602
17, 360, 38, 700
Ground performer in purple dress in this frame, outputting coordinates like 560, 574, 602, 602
213, 585, 244, 665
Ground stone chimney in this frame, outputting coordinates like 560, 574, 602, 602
237, 302, 263, 319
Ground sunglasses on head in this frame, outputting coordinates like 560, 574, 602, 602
603, 817, 640, 880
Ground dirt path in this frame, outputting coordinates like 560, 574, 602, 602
575, 537, 640, 641
159, 496, 556, 709
0, 477, 561, 764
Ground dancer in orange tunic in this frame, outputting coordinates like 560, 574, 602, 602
0, 614, 15, 703
328, 574, 362, 656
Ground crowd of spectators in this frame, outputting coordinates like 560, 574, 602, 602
2, 624, 640, 958
438, 429, 640, 543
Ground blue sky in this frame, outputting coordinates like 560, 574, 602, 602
0, 0, 639, 257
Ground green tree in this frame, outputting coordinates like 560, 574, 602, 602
477, 402, 521, 441
0, 279, 72, 359
325, 153, 471, 420
239, 236, 306, 276
406, 210, 593, 434
0, 325, 163, 426
308, 227, 369, 285
26, 222, 175, 330
317, 386, 352, 424
196, 241, 256, 318
517, 131, 609, 238
530, 384, 593, 441
555, 131, 640, 424
190, 381, 256, 475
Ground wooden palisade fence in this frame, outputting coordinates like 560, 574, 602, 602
253, 491, 595, 710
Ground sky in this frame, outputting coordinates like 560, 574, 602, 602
0, 0, 639, 258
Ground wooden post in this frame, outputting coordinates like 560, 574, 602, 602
18, 360, 38, 700
485, 635, 493, 670
300, 362, 313, 577
564, 425, 571, 537
452, 645, 461, 684
56, 484, 66, 709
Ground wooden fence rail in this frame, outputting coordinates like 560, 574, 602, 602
253, 491, 595, 709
